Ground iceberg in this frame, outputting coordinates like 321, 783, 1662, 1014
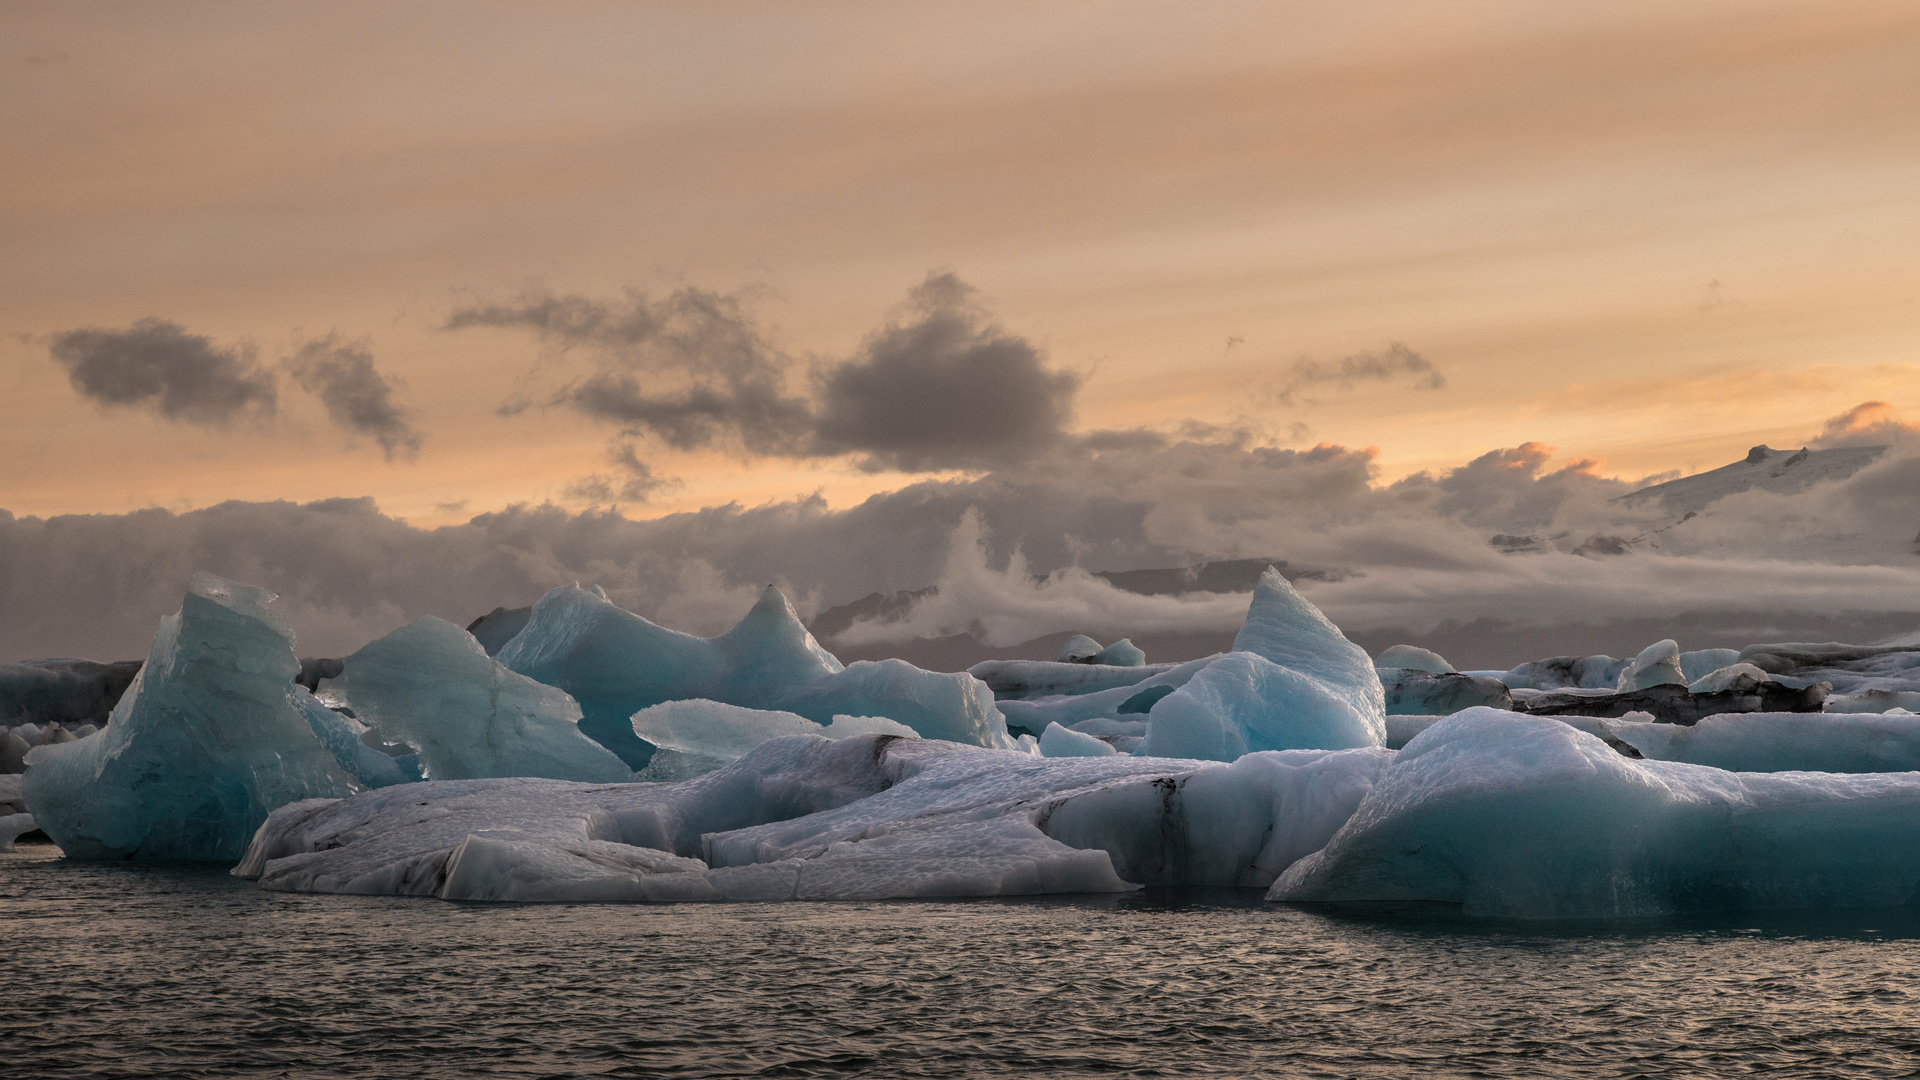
629, 699, 918, 779
498, 584, 1009, 767
0, 658, 142, 728
1056, 634, 1103, 663
1272, 708, 1920, 918
1375, 644, 1454, 674
1380, 671, 1512, 716
22, 573, 358, 862
238, 733, 1392, 902
1605, 711, 1920, 773
1501, 654, 1625, 691
331, 616, 631, 783
1615, 639, 1686, 692
1687, 663, 1774, 694
968, 658, 1184, 700
1038, 721, 1117, 757
1138, 569, 1385, 759
1095, 638, 1147, 666
293, 686, 421, 789
1679, 648, 1742, 684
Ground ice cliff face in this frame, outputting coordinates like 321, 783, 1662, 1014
23, 573, 360, 861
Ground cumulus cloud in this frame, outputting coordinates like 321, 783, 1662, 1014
284, 335, 424, 461
811, 271, 1080, 472
48, 318, 277, 426
1810, 400, 1920, 448
1271, 341, 1445, 407
447, 271, 1083, 483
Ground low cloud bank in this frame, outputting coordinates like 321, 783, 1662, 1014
3, 404, 1916, 664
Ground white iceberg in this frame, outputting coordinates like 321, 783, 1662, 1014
1375, 644, 1454, 674
23, 573, 358, 861
237, 733, 1392, 902
1038, 721, 1116, 757
1615, 639, 1686, 692
331, 616, 631, 783
1271, 708, 1920, 918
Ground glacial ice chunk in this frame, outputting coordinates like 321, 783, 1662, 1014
1140, 652, 1384, 759
22, 573, 358, 862
1679, 648, 1742, 684
1616, 639, 1686, 692
1137, 570, 1385, 760
1232, 568, 1384, 723
1375, 645, 1454, 674
332, 616, 631, 783
0, 812, 35, 851
240, 733, 1393, 902
499, 583, 1008, 765
1038, 721, 1117, 757
1501, 654, 1625, 690
1094, 639, 1147, 667
1607, 711, 1920, 773
1056, 635, 1103, 663
1688, 663, 1773, 694
294, 686, 420, 789
1272, 708, 1920, 918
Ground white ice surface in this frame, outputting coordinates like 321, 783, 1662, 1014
1687, 663, 1774, 694
1680, 648, 1743, 684
333, 617, 631, 783
1272, 708, 1920, 918
0, 812, 34, 851
1607, 711, 1920, 773
238, 733, 1392, 902
630, 699, 919, 779
1039, 722, 1117, 757
23, 573, 358, 861
967, 659, 1183, 701
1616, 639, 1686, 692
1375, 645, 1454, 674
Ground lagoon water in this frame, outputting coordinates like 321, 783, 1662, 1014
4, 842, 1919, 1079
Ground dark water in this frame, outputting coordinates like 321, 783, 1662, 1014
6, 844, 1920, 1079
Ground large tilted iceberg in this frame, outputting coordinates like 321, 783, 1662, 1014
497, 584, 1010, 767
329, 616, 632, 783
1271, 708, 1920, 918
1139, 568, 1385, 757
237, 733, 1391, 902
23, 573, 360, 861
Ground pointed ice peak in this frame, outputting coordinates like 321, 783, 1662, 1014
716, 584, 845, 680
1232, 566, 1383, 718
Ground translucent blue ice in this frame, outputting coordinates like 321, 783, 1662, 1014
499, 584, 1009, 764
333, 616, 632, 783
22, 573, 358, 861
1272, 708, 1920, 918
1038, 721, 1117, 757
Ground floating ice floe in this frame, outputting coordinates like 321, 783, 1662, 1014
235, 732, 1391, 902
497, 583, 1010, 768
329, 616, 631, 783
23, 573, 360, 861
1604, 710, 1920, 773
629, 699, 917, 780
1615, 639, 1687, 692
1271, 708, 1920, 918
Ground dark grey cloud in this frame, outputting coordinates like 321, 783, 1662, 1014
1273, 342, 1445, 406
48, 318, 277, 426
447, 286, 813, 460
285, 335, 424, 462
812, 272, 1081, 472
447, 272, 1083, 482
563, 442, 677, 505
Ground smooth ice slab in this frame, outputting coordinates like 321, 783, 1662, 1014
630, 700, 918, 780
1271, 708, 1920, 918
23, 573, 358, 862
332, 616, 631, 783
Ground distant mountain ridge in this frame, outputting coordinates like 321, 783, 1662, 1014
1616, 443, 1886, 515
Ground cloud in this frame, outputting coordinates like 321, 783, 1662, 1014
47, 318, 277, 426
1272, 342, 1445, 407
284, 335, 424, 461
563, 441, 678, 505
3, 431, 1916, 667
1810, 400, 1920, 449
447, 271, 1083, 481
811, 271, 1081, 472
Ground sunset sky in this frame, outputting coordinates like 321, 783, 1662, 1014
5, 2, 1920, 662
6, 0, 1918, 525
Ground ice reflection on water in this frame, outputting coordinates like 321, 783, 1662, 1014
4, 844, 1919, 1078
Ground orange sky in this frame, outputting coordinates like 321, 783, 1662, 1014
4, 0, 1919, 526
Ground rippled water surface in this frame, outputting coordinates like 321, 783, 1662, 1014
6, 843, 1920, 1078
